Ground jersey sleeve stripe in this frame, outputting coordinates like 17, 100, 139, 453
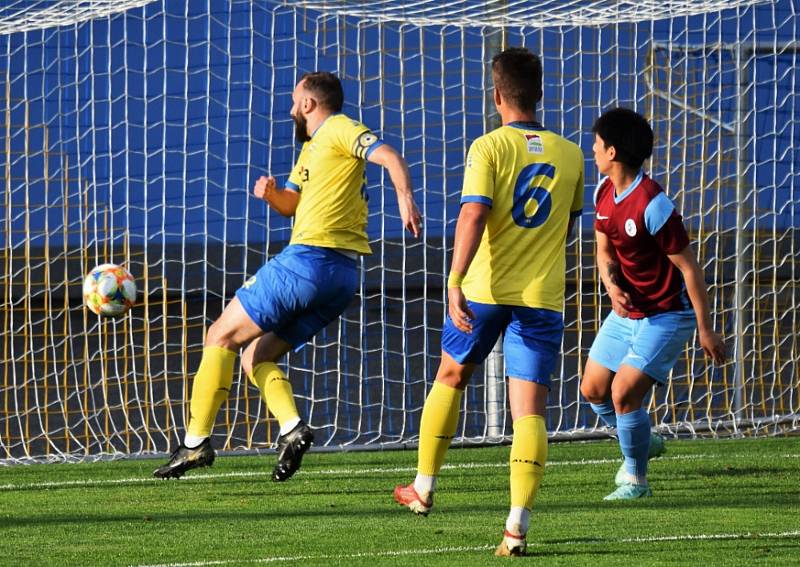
285, 181, 300, 192
351, 136, 365, 158
644, 192, 676, 235
461, 195, 493, 207
364, 140, 385, 158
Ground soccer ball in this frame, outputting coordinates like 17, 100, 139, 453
83, 263, 137, 317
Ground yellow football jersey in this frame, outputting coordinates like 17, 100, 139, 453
460, 122, 584, 311
286, 113, 383, 254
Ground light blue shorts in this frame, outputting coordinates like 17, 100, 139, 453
588, 310, 696, 383
441, 301, 563, 388
235, 244, 358, 350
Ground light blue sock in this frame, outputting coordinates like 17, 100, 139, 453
616, 408, 651, 485
590, 400, 617, 428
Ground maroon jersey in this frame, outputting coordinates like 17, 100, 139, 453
594, 172, 691, 318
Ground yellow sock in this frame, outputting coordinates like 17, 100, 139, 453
417, 381, 463, 476
250, 362, 299, 427
186, 346, 237, 438
509, 414, 548, 509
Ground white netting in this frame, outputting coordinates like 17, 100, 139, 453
291, 0, 775, 27
0, 0, 157, 35
0, 0, 798, 463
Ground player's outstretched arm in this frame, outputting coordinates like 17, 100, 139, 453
367, 144, 422, 238
253, 175, 300, 217
667, 247, 727, 364
595, 230, 632, 317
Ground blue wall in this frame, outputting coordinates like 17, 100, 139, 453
1, 1, 798, 250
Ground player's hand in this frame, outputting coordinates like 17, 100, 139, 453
398, 193, 422, 238
448, 286, 475, 334
608, 285, 632, 318
699, 328, 726, 365
253, 175, 277, 202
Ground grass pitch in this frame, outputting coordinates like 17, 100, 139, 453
1, 436, 798, 566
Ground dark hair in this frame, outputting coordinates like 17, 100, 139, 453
301, 71, 344, 112
592, 107, 653, 170
491, 47, 542, 113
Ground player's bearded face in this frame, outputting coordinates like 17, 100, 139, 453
292, 107, 310, 144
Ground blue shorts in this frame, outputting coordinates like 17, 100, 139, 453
588, 310, 696, 383
441, 301, 564, 387
235, 244, 359, 350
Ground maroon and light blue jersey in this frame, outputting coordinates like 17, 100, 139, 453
593, 172, 691, 318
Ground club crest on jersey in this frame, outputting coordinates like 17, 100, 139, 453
625, 218, 637, 237
525, 134, 544, 154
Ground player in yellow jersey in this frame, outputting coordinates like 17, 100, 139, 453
393, 48, 584, 557
155, 72, 421, 481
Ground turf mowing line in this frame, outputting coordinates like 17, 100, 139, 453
0, 454, 690, 491
135, 545, 497, 567
134, 530, 800, 567
617, 530, 800, 543
2, 452, 796, 492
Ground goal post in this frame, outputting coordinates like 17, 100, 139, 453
0, 0, 797, 463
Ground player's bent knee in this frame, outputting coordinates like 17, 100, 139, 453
435, 366, 472, 390
435, 352, 474, 389
435, 372, 468, 390
610, 387, 643, 414
250, 333, 292, 367
204, 321, 240, 351
580, 382, 601, 404
580, 378, 610, 404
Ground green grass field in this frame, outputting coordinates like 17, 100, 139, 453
2, 436, 799, 566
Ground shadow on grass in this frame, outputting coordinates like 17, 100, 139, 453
9, 488, 788, 529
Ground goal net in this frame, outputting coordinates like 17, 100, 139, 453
1, 0, 797, 463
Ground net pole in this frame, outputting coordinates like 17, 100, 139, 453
733, 42, 746, 429
486, 339, 505, 439
3, 71, 10, 459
